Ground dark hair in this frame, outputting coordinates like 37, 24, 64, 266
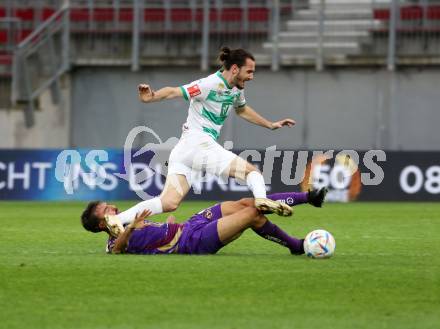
81, 201, 102, 233
218, 46, 255, 70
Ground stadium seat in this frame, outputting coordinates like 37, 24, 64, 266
42, 7, 55, 20
0, 30, 7, 44
220, 8, 242, 22
93, 8, 114, 22
13, 8, 34, 21
171, 8, 193, 22
373, 8, 389, 20
118, 8, 133, 21
70, 8, 90, 21
0, 4, 273, 38
17, 29, 32, 43
0, 29, 32, 45
249, 8, 269, 22
374, 5, 440, 21
195, 8, 218, 22
401, 6, 423, 20
144, 8, 166, 22
169, 8, 196, 33
428, 6, 440, 20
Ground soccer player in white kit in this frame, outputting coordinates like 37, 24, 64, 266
134, 47, 296, 225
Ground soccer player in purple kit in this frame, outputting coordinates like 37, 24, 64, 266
81, 188, 327, 255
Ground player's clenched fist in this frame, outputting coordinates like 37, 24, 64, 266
138, 83, 155, 102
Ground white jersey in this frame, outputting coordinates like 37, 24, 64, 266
180, 71, 246, 140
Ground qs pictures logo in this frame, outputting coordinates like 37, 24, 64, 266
300, 153, 362, 202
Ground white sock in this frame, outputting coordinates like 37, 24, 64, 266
246, 171, 267, 199
117, 197, 163, 225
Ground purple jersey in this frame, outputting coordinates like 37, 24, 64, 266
107, 221, 183, 254
106, 204, 224, 255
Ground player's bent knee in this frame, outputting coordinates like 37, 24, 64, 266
242, 206, 259, 221
245, 164, 260, 175
160, 198, 181, 212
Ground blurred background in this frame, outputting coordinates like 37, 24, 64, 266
0, 0, 439, 201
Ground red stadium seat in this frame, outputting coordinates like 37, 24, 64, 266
119, 8, 133, 21
374, 8, 389, 20
171, 8, 193, 22
220, 8, 242, 22
195, 8, 218, 22
0, 30, 7, 44
249, 8, 269, 22
0, 7, 5, 18
93, 8, 114, 22
427, 5, 440, 20
42, 7, 55, 20
70, 8, 90, 21
144, 8, 165, 22
374, 5, 440, 21
17, 29, 32, 42
400, 6, 423, 20
14, 8, 34, 21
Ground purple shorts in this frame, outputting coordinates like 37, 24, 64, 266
177, 203, 224, 254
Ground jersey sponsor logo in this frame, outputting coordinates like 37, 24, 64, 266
217, 90, 231, 97
202, 209, 213, 220
206, 90, 234, 104
187, 84, 201, 97
279, 198, 294, 205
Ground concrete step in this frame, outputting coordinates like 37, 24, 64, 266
263, 41, 360, 55
294, 9, 373, 20
278, 30, 371, 43
309, 0, 390, 10
286, 19, 383, 31
278, 54, 346, 64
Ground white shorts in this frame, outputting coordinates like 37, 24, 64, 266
168, 130, 237, 185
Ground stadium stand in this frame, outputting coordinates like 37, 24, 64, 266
1, 0, 440, 112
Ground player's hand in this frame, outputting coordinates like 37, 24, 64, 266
270, 118, 296, 130
138, 84, 155, 103
131, 209, 152, 229
166, 215, 176, 224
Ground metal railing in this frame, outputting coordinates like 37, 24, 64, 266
11, 2, 70, 126
65, 0, 295, 68
64, 0, 440, 69
381, 0, 440, 68
0, 18, 18, 108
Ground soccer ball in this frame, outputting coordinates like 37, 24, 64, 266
304, 229, 336, 259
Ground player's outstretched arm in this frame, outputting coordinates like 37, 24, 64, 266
112, 209, 152, 254
236, 105, 296, 130
138, 84, 183, 103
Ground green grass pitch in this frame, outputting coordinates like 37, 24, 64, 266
1, 201, 439, 329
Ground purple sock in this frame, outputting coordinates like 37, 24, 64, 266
267, 192, 309, 206
253, 220, 304, 255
